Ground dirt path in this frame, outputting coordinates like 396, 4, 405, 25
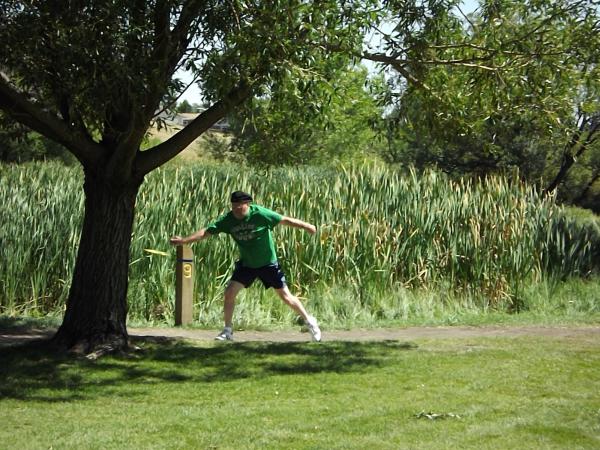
3, 324, 598, 347
129, 325, 600, 343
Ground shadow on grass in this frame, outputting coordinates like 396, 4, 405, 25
0, 328, 417, 403
0, 315, 59, 334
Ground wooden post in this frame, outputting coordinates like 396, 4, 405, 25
175, 245, 194, 326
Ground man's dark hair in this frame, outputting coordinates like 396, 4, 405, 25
231, 191, 253, 203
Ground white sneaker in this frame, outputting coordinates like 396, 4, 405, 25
306, 316, 322, 342
215, 327, 233, 341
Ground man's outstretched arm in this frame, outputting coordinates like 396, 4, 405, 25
279, 216, 317, 234
170, 228, 213, 245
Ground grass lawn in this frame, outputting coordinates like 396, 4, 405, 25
1, 332, 599, 449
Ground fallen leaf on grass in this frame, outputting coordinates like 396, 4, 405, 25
415, 411, 461, 420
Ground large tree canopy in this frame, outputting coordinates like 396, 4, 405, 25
0, 0, 370, 353
0, 1, 370, 177
363, 0, 600, 204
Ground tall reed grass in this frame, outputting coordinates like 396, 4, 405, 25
1, 161, 598, 325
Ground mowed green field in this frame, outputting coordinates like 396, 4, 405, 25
1, 331, 598, 449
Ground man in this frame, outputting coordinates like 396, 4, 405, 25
170, 191, 322, 342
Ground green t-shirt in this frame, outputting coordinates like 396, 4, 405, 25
205, 204, 283, 268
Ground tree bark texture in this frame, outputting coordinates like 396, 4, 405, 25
52, 169, 142, 354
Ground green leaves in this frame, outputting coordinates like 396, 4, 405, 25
1, 1, 374, 170
219, 63, 386, 165
373, 0, 600, 205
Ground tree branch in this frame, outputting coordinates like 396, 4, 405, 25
362, 47, 551, 72
0, 73, 103, 166
167, 0, 205, 75
544, 113, 598, 194
135, 81, 252, 176
455, 4, 476, 31
357, 51, 429, 91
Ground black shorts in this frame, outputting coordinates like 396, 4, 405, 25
231, 261, 287, 289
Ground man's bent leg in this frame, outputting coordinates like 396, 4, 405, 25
224, 280, 245, 328
274, 285, 310, 320
275, 286, 321, 341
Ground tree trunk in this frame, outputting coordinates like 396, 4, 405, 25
573, 170, 600, 210
544, 115, 599, 196
52, 168, 142, 355
544, 152, 575, 195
